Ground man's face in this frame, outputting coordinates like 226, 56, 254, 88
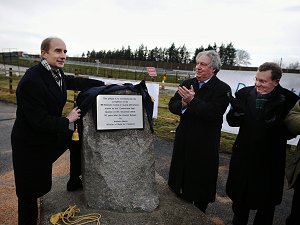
195, 55, 215, 81
41, 38, 67, 69
255, 70, 279, 94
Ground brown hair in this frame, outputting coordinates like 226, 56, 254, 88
258, 62, 282, 80
40, 37, 62, 52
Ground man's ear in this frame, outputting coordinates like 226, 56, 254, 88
41, 50, 47, 59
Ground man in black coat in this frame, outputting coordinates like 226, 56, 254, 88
11, 37, 105, 224
226, 62, 299, 225
168, 50, 231, 213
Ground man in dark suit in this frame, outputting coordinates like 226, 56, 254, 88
226, 62, 299, 225
11, 37, 105, 224
168, 50, 231, 213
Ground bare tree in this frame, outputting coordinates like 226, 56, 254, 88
287, 62, 300, 69
235, 49, 251, 66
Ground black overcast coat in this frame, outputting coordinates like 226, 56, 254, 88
168, 76, 230, 203
226, 85, 299, 208
11, 63, 104, 198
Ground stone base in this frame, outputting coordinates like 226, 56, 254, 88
40, 173, 214, 225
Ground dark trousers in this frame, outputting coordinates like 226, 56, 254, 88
18, 197, 38, 225
69, 139, 81, 178
69, 120, 83, 179
232, 202, 275, 225
52, 132, 82, 179
175, 192, 209, 213
17, 147, 80, 225
194, 201, 209, 213
52, 121, 82, 178
287, 176, 300, 225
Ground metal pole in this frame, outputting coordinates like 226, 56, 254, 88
9, 68, 13, 93
74, 69, 78, 107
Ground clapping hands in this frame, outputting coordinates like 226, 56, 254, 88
178, 85, 195, 106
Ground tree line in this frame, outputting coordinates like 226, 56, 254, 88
83, 42, 252, 67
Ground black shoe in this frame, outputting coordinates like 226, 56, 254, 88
67, 177, 83, 191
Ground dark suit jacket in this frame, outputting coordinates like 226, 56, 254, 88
168, 76, 231, 203
11, 63, 104, 198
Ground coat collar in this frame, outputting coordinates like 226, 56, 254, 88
192, 75, 219, 91
38, 63, 66, 107
248, 85, 284, 116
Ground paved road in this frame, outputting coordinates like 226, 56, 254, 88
154, 137, 294, 225
0, 101, 16, 174
0, 101, 295, 225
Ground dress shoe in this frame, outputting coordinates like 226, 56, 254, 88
67, 177, 83, 191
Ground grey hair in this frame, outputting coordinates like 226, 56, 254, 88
196, 50, 221, 75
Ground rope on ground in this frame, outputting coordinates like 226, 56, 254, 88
50, 205, 101, 225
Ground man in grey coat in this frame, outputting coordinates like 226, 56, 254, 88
11, 37, 105, 224
168, 50, 231, 213
226, 62, 299, 225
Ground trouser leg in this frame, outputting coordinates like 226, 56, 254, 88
69, 139, 81, 178
18, 197, 38, 225
253, 205, 275, 225
287, 176, 300, 225
194, 201, 209, 213
67, 121, 83, 191
69, 120, 83, 178
232, 201, 250, 225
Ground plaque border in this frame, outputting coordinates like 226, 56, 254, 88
96, 94, 144, 131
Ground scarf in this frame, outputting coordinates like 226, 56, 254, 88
256, 92, 272, 110
41, 59, 62, 88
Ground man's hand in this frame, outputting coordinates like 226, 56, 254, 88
66, 107, 81, 123
227, 91, 245, 113
178, 85, 195, 105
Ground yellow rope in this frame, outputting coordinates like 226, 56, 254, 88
50, 205, 101, 225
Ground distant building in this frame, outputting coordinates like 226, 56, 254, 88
0, 51, 24, 58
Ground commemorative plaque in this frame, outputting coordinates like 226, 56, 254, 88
96, 95, 143, 130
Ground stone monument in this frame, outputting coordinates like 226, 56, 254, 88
81, 89, 159, 212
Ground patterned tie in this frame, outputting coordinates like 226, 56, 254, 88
52, 70, 62, 89
198, 81, 204, 89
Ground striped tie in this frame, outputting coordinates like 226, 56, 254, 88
199, 81, 204, 89
52, 70, 62, 89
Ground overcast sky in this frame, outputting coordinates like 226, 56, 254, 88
1, 0, 299, 67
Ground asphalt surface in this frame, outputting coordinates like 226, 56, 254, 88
0, 101, 295, 225
0, 101, 15, 175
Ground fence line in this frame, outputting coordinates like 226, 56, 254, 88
0, 68, 173, 110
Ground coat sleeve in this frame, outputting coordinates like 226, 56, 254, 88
169, 81, 189, 116
64, 75, 105, 91
226, 88, 247, 127
169, 90, 184, 116
285, 100, 300, 135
